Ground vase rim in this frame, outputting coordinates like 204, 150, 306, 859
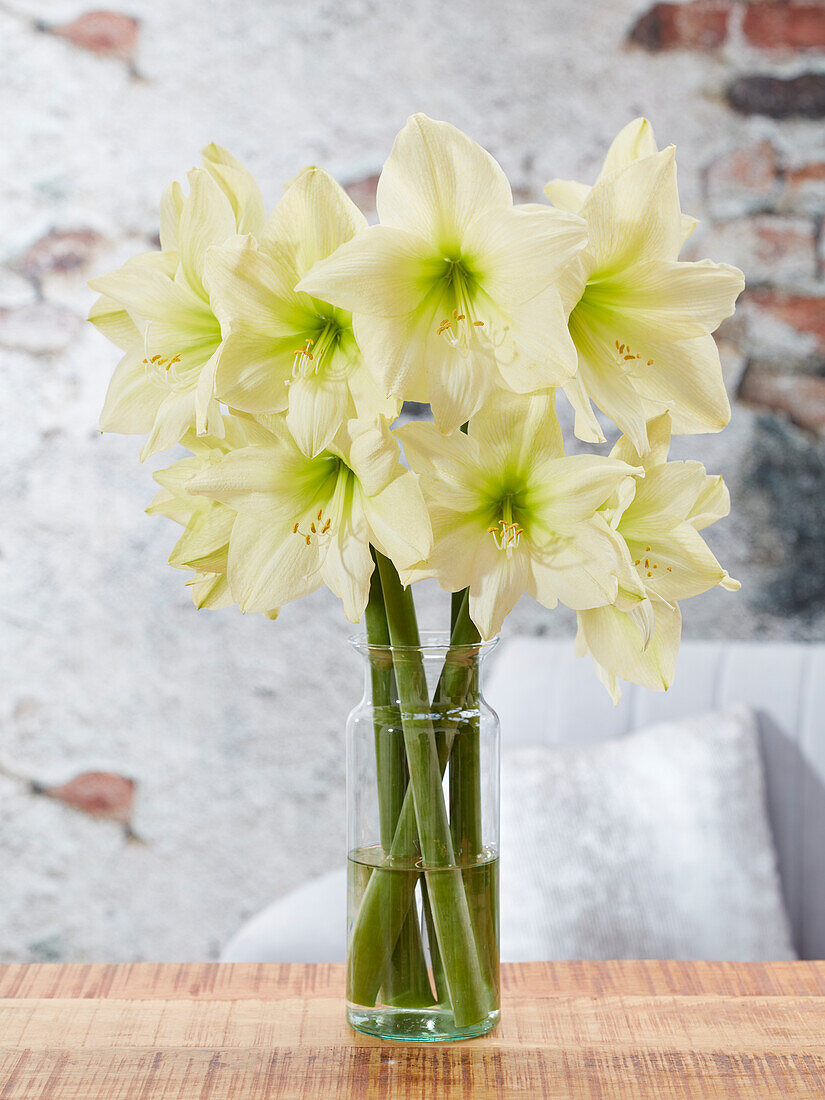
348, 630, 499, 657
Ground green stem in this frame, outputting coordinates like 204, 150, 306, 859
363, 556, 433, 1009
372, 556, 489, 1026
347, 590, 485, 1010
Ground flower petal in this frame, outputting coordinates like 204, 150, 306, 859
362, 471, 433, 570
376, 113, 512, 244
205, 238, 308, 336
214, 329, 292, 414
169, 506, 235, 571
396, 422, 483, 511
587, 258, 745, 342
580, 147, 682, 273
598, 117, 658, 179
286, 372, 353, 458
100, 348, 166, 435
177, 169, 237, 299
632, 333, 731, 436
463, 205, 586, 307
578, 596, 681, 693
493, 285, 579, 391
689, 473, 731, 531
228, 513, 322, 613
263, 166, 367, 273
201, 143, 266, 237
344, 417, 402, 496
543, 178, 591, 213
297, 225, 442, 318
320, 484, 373, 623
469, 538, 529, 638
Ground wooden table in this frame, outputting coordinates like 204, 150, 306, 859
0, 961, 824, 1098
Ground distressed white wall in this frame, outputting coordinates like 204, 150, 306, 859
1, 0, 823, 962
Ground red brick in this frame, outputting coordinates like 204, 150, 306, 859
628, 2, 732, 51
783, 162, 825, 214
20, 228, 103, 280
748, 291, 825, 349
693, 216, 816, 283
739, 370, 825, 432
705, 142, 779, 215
35, 772, 135, 823
50, 11, 139, 62
743, 4, 825, 51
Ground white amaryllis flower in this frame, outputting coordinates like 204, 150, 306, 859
90, 145, 265, 459
397, 393, 643, 639
147, 413, 278, 615
576, 413, 739, 701
543, 121, 745, 452
205, 167, 397, 459
545, 117, 699, 245
297, 114, 587, 433
186, 415, 432, 621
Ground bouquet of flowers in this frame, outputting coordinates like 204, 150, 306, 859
91, 115, 743, 1037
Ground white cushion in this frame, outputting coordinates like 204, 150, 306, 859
500, 704, 796, 961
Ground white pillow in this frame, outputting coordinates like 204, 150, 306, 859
500, 704, 796, 962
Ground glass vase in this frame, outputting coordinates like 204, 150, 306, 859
346, 632, 500, 1042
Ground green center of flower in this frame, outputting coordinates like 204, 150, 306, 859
436, 260, 487, 353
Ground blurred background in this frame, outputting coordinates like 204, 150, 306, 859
1, 0, 824, 964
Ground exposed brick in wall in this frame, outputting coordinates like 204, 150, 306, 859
727, 74, 825, 119
629, 2, 825, 53
742, 4, 825, 52
629, 2, 731, 51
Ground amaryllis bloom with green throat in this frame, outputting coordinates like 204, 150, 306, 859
187, 415, 432, 621
92, 114, 744, 1043
577, 413, 739, 701
298, 114, 588, 432
398, 393, 643, 638
206, 167, 398, 458
544, 119, 745, 452
90, 145, 266, 459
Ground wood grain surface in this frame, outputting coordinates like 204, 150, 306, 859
1, 961, 823, 1098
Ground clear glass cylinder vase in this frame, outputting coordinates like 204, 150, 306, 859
346, 632, 500, 1042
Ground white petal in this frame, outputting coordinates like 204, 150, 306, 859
543, 179, 591, 213
463, 205, 586, 307
228, 513, 322, 612
578, 597, 681, 692
177, 169, 237, 298
263, 166, 367, 273
297, 225, 441, 318
632, 333, 731, 436
377, 113, 512, 244
214, 329, 292, 414
588, 258, 745, 342
581, 147, 682, 273
140, 389, 198, 459
362, 472, 433, 570
201, 143, 266, 237
396, 422, 483, 512
100, 348, 166, 435
344, 416, 402, 496
597, 118, 658, 179
469, 540, 529, 638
